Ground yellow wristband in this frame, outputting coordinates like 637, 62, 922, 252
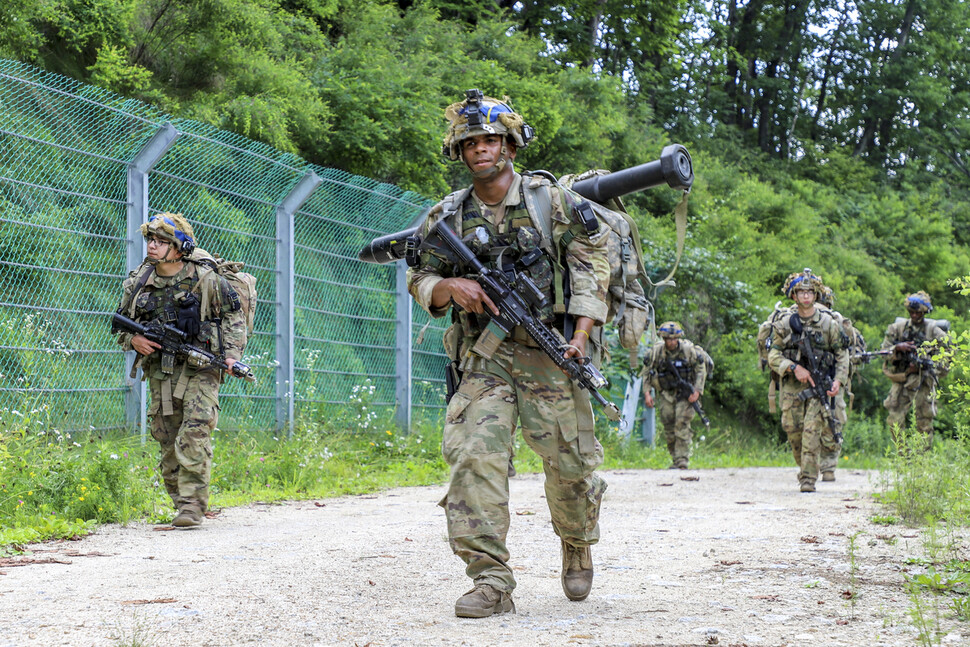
577, 329, 590, 340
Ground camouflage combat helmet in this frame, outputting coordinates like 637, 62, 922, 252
140, 213, 195, 255
905, 290, 933, 313
658, 321, 685, 339
442, 88, 535, 178
782, 268, 824, 299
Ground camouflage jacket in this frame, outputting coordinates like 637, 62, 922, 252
880, 316, 950, 386
767, 307, 850, 386
116, 261, 247, 380
407, 172, 610, 357
641, 339, 708, 398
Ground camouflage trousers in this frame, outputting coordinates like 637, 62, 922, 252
779, 378, 839, 486
820, 391, 847, 474
441, 340, 607, 593
656, 393, 695, 465
884, 381, 937, 451
148, 369, 221, 513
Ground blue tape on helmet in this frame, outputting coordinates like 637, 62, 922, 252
151, 214, 191, 246
460, 102, 512, 123
907, 296, 932, 310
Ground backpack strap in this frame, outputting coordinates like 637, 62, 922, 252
188, 259, 219, 321
119, 265, 156, 318
646, 189, 689, 298
521, 174, 567, 314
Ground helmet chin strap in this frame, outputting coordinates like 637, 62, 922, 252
468, 143, 509, 180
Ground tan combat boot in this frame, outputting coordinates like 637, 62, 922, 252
561, 540, 593, 601
172, 507, 203, 528
822, 471, 835, 482
799, 480, 816, 493
454, 583, 515, 618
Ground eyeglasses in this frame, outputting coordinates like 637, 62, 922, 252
146, 237, 171, 248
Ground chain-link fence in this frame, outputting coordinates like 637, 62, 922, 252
0, 59, 449, 434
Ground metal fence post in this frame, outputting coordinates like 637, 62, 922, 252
125, 122, 179, 438
276, 171, 322, 435
395, 261, 413, 431
642, 388, 656, 446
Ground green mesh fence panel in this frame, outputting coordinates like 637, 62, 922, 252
0, 59, 449, 434
147, 119, 311, 431
0, 60, 169, 432
295, 166, 435, 421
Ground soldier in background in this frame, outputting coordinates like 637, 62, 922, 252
767, 269, 849, 493
881, 291, 950, 451
114, 213, 247, 527
642, 321, 711, 470
816, 286, 866, 481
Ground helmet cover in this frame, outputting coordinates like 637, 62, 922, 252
441, 89, 534, 161
658, 321, 685, 339
783, 268, 824, 299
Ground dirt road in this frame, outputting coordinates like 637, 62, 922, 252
0, 467, 966, 646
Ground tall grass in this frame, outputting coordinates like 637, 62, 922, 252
876, 423, 970, 526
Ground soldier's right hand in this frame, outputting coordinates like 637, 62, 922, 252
895, 341, 916, 353
131, 334, 161, 356
643, 392, 655, 408
792, 364, 814, 385
438, 277, 500, 316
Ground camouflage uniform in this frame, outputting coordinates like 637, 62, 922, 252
641, 338, 708, 468
408, 171, 611, 595
117, 257, 246, 517
881, 315, 949, 450
767, 309, 849, 489
817, 306, 865, 475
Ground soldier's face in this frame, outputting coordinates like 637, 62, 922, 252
908, 307, 924, 323
460, 134, 515, 173
794, 288, 816, 308
664, 337, 679, 351
146, 236, 182, 262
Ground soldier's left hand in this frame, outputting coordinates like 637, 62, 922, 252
826, 379, 841, 397
687, 390, 700, 403
225, 357, 238, 375
564, 333, 587, 360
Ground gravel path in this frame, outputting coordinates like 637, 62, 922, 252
0, 467, 967, 647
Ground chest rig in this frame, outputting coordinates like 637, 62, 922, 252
460, 191, 556, 323
128, 268, 209, 377
782, 314, 837, 376
656, 353, 694, 391
889, 320, 928, 372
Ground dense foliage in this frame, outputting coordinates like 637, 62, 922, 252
3, 0, 970, 438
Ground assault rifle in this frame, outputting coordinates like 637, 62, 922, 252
663, 359, 710, 428
429, 220, 621, 421
855, 346, 937, 372
793, 331, 841, 444
111, 313, 256, 383
852, 349, 892, 364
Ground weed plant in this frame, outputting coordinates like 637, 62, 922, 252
876, 423, 970, 526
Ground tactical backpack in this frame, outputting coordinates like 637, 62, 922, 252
523, 172, 652, 364
757, 301, 788, 371
893, 316, 950, 335
757, 301, 790, 413
188, 248, 258, 339
695, 344, 714, 380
